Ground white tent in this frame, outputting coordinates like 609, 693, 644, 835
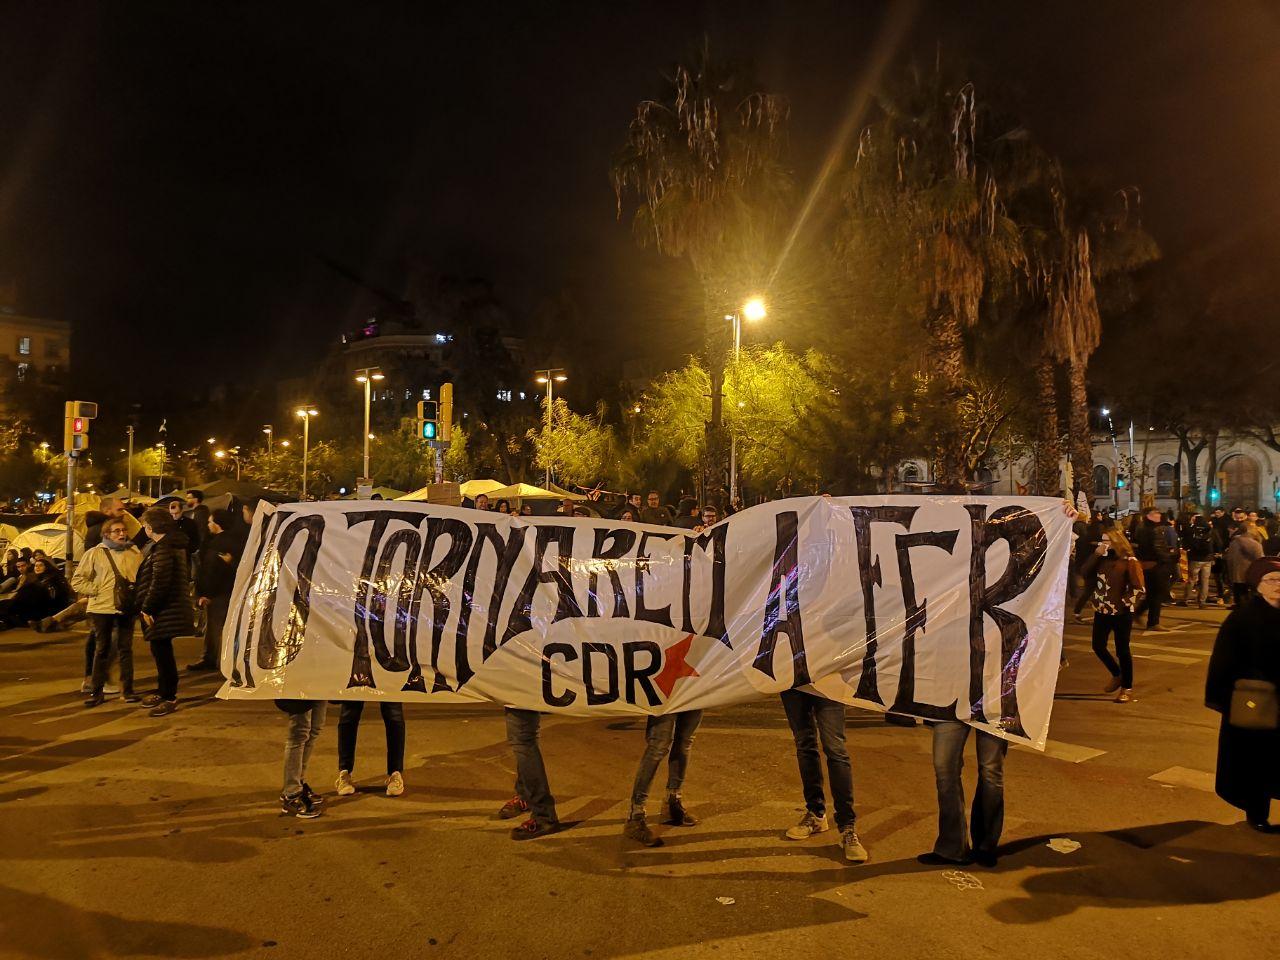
11, 522, 85, 561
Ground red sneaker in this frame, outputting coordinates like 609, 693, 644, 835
497, 796, 529, 820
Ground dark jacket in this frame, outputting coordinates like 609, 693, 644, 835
1205, 598, 1280, 810
196, 530, 239, 599
173, 516, 201, 557
1183, 520, 1219, 563
135, 532, 194, 642
639, 505, 674, 526
1134, 519, 1177, 567
190, 504, 211, 548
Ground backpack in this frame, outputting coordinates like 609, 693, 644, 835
1187, 524, 1214, 555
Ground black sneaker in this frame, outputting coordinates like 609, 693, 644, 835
301, 783, 326, 807
664, 794, 698, 826
186, 660, 216, 672
83, 693, 105, 708
148, 700, 177, 717
917, 852, 972, 866
140, 694, 163, 707
510, 817, 560, 841
623, 814, 664, 847
281, 792, 322, 819
122, 691, 141, 703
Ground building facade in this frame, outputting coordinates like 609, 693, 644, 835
0, 311, 70, 390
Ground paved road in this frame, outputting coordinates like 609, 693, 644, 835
1, 605, 1276, 959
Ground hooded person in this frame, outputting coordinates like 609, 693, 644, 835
188, 508, 242, 671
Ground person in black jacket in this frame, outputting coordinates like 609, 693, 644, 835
188, 509, 241, 671
1205, 556, 1280, 832
1133, 507, 1177, 631
135, 508, 194, 717
165, 499, 201, 560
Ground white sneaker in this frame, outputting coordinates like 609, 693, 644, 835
335, 770, 356, 796
385, 771, 405, 797
785, 810, 829, 840
80, 677, 92, 694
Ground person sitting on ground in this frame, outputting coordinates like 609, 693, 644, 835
0, 549, 20, 593
0, 557, 70, 629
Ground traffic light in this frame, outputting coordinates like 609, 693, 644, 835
1209, 486, 1221, 505
63, 400, 98, 453
439, 382, 453, 442
1116, 473, 1127, 489
416, 400, 438, 442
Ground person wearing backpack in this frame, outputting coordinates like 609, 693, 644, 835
73, 517, 143, 707
1181, 514, 1221, 608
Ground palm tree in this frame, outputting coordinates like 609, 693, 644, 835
612, 44, 791, 502
840, 67, 1027, 489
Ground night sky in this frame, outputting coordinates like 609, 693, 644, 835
3, 1, 1278, 404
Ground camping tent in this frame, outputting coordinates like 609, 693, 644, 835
398, 478, 503, 502
192, 479, 289, 502
0, 522, 19, 550
11, 522, 85, 560
46, 491, 99, 516
342, 487, 407, 500
485, 482, 587, 502
102, 487, 156, 505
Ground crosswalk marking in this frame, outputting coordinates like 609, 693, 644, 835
1014, 739, 1106, 763
1149, 766, 1216, 792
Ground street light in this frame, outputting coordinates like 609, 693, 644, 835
354, 367, 385, 488
295, 406, 318, 499
215, 447, 242, 481
729, 296, 766, 503
262, 424, 273, 452
534, 368, 567, 488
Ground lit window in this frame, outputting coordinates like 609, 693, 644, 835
17, 336, 31, 355
421, 388, 431, 400
435, 333, 448, 343
497, 389, 512, 402
16, 362, 29, 382
404, 388, 411, 400
518, 391, 526, 400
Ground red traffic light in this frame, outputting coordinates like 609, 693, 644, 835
72, 417, 86, 433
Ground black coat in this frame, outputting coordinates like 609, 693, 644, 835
135, 532, 195, 642
1205, 598, 1280, 811
196, 530, 239, 599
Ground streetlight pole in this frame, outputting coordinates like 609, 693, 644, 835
263, 424, 273, 453
354, 367, 385, 488
534, 368, 567, 489
729, 297, 766, 505
296, 406, 318, 499
126, 425, 134, 492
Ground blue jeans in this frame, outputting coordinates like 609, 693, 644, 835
629, 711, 702, 813
505, 707, 557, 825
781, 689, 855, 829
930, 720, 1008, 860
283, 702, 327, 796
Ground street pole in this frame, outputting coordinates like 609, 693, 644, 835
362, 376, 371, 481
126, 425, 134, 493
302, 415, 310, 499
263, 424, 273, 453
65, 453, 76, 573
729, 311, 741, 505
534, 368, 566, 489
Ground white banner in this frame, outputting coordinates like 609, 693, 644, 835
217, 496, 1071, 748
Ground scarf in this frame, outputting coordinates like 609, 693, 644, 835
103, 536, 132, 552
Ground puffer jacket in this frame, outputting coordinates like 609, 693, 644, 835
135, 532, 194, 641
70, 543, 143, 615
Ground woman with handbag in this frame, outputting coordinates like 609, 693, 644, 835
1206, 556, 1280, 832
135, 507, 195, 717
73, 517, 144, 707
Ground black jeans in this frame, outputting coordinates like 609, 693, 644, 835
1091, 612, 1133, 688
780, 689, 856, 829
89, 613, 135, 693
149, 637, 178, 701
337, 701, 406, 775
1135, 564, 1172, 627
930, 720, 1008, 860
1232, 583, 1252, 606
201, 595, 229, 666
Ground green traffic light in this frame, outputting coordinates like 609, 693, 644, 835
422, 420, 437, 440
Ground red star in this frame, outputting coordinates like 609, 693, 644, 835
654, 633, 700, 699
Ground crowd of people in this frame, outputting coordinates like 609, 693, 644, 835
5, 489, 1276, 863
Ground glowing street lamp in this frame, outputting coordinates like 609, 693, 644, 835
262, 424, 274, 452
729, 296, 766, 503
534, 368, 567, 487
354, 367, 385, 485
295, 406, 319, 498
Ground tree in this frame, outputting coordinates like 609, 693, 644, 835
613, 43, 791, 501
530, 399, 619, 489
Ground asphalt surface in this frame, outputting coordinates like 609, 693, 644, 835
2, 603, 1277, 959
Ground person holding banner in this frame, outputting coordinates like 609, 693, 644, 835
334, 702, 407, 798
499, 707, 561, 840
779, 690, 868, 863
918, 721, 1008, 868
623, 711, 703, 847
